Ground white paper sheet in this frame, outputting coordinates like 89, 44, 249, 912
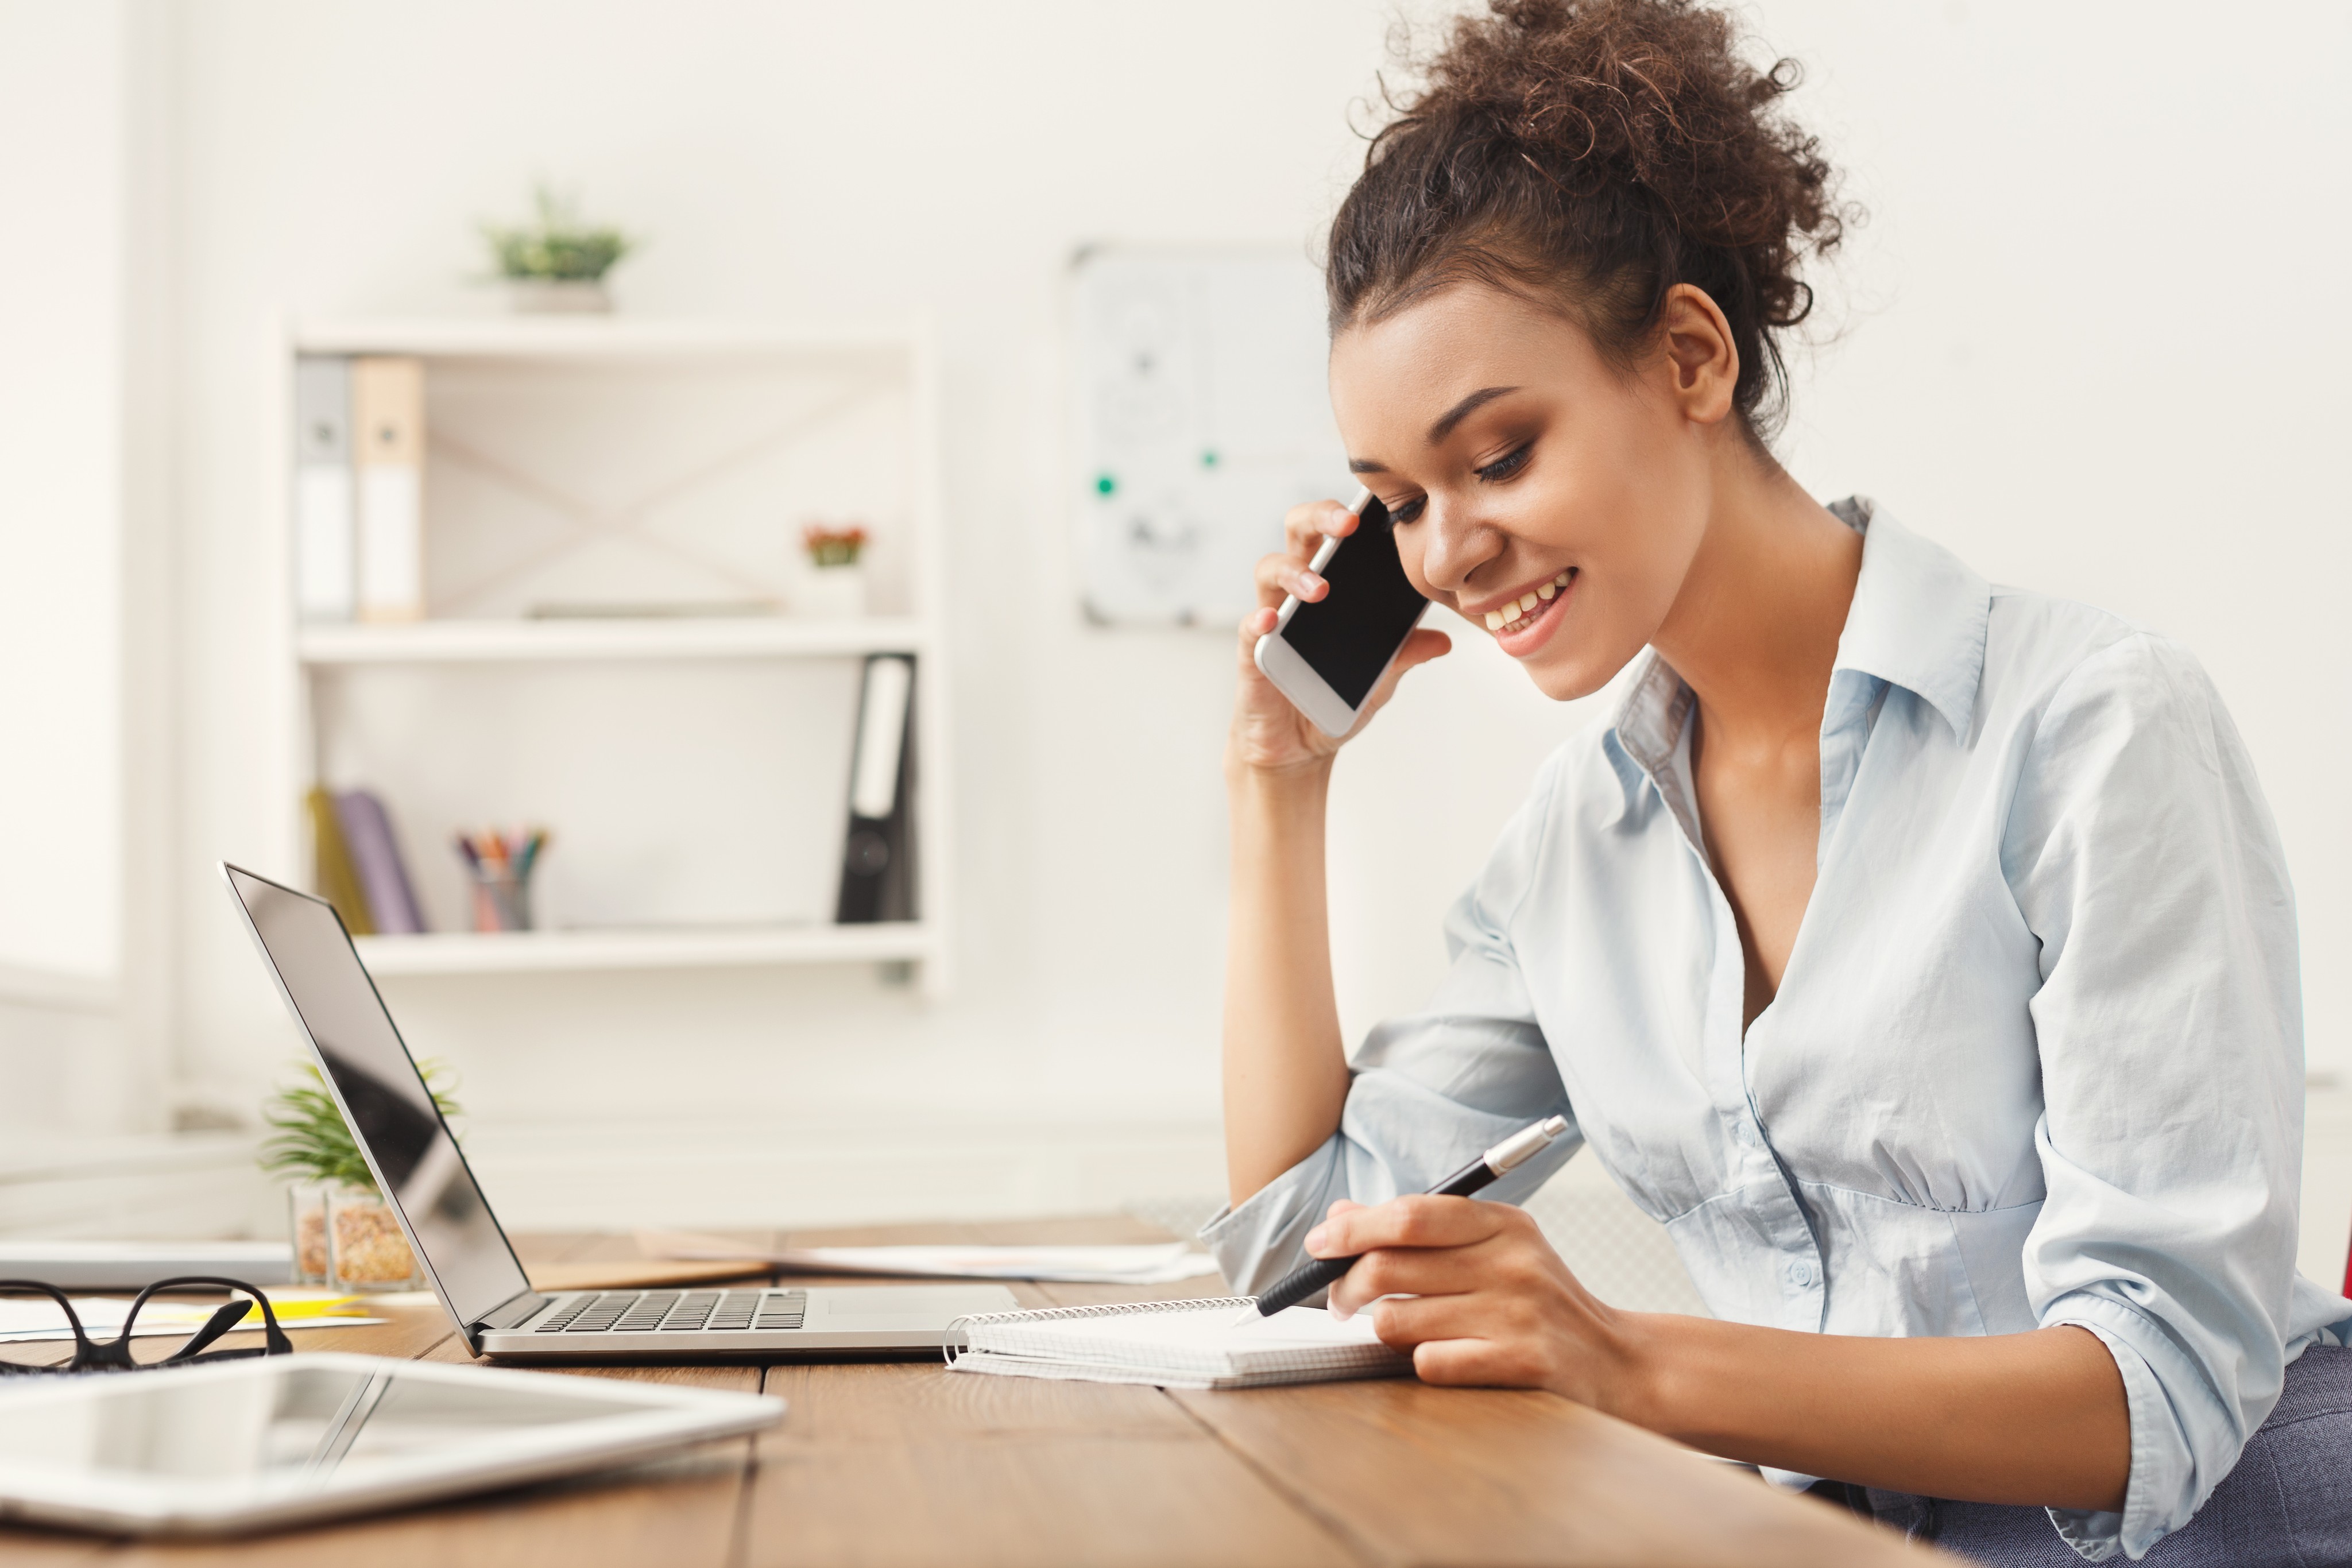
639, 1232, 1225, 1285
0, 1296, 384, 1344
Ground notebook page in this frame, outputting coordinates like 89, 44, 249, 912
956, 1303, 1407, 1387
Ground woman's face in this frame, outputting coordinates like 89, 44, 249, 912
1328, 282, 1719, 703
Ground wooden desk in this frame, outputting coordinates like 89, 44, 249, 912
0, 1219, 1939, 1566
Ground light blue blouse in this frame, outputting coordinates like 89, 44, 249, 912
1203, 500, 2352, 1561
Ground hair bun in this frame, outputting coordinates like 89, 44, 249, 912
1329, 0, 1850, 437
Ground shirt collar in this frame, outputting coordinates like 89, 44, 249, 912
1826, 498, 1990, 743
1603, 497, 1991, 812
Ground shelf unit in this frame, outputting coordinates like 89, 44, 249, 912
262, 316, 951, 993
297, 615, 931, 665
352, 921, 935, 977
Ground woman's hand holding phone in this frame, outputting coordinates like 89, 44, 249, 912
1222, 495, 1453, 1206
1229, 498, 1452, 776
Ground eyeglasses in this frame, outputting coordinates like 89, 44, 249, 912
0, 1276, 294, 1376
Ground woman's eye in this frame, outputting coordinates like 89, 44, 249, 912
1388, 497, 1426, 525
1476, 444, 1531, 483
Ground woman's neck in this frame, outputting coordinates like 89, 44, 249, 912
1649, 448, 1863, 761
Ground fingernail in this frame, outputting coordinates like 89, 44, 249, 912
1301, 574, 1324, 595
1304, 1225, 1326, 1252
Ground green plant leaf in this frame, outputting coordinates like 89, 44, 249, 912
257, 1061, 462, 1191
480, 183, 633, 282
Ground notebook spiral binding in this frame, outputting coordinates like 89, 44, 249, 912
943, 1296, 1257, 1366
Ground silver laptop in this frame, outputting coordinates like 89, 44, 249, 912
221, 862, 1017, 1360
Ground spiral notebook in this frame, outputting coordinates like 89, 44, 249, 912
944, 1297, 1412, 1389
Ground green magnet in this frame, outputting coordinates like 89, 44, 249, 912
1095, 474, 1117, 495
1200, 449, 1220, 468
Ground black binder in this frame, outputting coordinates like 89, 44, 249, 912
836, 656, 917, 924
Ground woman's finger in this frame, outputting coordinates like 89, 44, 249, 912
1283, 498, 1358, 560
1328, 1246, 1489, 1317
1253, 551, 1328, 608
1409, 1334, 1553, 1390
1362, 1290, 1490, 1346
1377, 627, 1454, 685
1307, 1193, 1507, 1259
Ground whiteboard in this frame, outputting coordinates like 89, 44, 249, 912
1072, 247, 1348, 626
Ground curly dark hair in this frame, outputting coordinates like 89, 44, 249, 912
1326, 0, 1849, 439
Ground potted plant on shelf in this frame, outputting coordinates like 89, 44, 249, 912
480, 185, 635, 313
259, 1062, 461, 1291
798, 522, 871, 618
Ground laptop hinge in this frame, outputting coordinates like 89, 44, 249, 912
475, 1290, 553, 1337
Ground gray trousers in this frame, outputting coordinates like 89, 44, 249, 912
1811, 1344, 2352, 1565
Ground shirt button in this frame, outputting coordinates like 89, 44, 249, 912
1786, 1260, 1816, 1287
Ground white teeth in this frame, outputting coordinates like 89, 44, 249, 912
1488, 578, 1573, 635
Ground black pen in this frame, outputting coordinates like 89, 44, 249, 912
1255, 1115, 1572, 1317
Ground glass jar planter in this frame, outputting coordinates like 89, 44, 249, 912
326, 1184, 422, 1292
286, 1181, 330, 1286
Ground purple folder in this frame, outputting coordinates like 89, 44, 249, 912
332, 789, 428, 935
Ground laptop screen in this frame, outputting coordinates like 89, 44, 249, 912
223, 864, 531, 1329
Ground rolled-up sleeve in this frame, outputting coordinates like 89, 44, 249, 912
2002, 633, 2308, 1560
1203, 762, 1581, 1296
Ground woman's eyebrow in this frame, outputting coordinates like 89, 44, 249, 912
1426, 385, 1521, 444
1345, 385, 1524, 474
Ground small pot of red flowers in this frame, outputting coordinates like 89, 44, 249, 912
798, 523, 870, 618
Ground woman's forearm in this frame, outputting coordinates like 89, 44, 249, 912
1223, 760, 1350, 1203
1621, 1315, 2130, 1510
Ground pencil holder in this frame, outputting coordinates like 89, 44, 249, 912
467, 868, 534, 932
455, 827, 547, 932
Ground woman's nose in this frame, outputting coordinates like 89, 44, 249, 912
1413, 501, 1498, 598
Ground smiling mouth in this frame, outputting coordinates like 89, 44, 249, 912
1483, 571, 1574, 634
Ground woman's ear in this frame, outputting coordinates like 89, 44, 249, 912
1658, 283, 1739, 427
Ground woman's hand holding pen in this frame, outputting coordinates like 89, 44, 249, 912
1228, 498, 1452, 777
1310, 1196, 1646, 1415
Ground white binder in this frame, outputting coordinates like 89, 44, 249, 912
352, 356, 425, 622
292, 355, 355, 622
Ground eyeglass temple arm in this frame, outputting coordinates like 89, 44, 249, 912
174, 1299, 265, 1360
85, 1276, 296, 1368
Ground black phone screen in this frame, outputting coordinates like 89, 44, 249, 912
1278, 496, 1429, 708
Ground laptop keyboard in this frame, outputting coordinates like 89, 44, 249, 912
532, 1289, 808, 1334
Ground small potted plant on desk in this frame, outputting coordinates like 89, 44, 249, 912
260, 1063, 461, 1292
481, 184, 635, 313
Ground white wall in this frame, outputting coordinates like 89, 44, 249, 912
0, 1, 126, 986
0, 0, 187, 1139
127, 1, 2352, 1232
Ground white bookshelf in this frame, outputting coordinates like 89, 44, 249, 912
297, 615, 931, 664
265, 316, 952, 994
352, 921, 935, 977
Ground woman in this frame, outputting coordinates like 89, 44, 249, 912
1205, 2, 2351, 1561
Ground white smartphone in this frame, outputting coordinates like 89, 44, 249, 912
1252, 489, 1431, 738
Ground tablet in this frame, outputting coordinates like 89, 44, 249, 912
0, 1352, 783, 1537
